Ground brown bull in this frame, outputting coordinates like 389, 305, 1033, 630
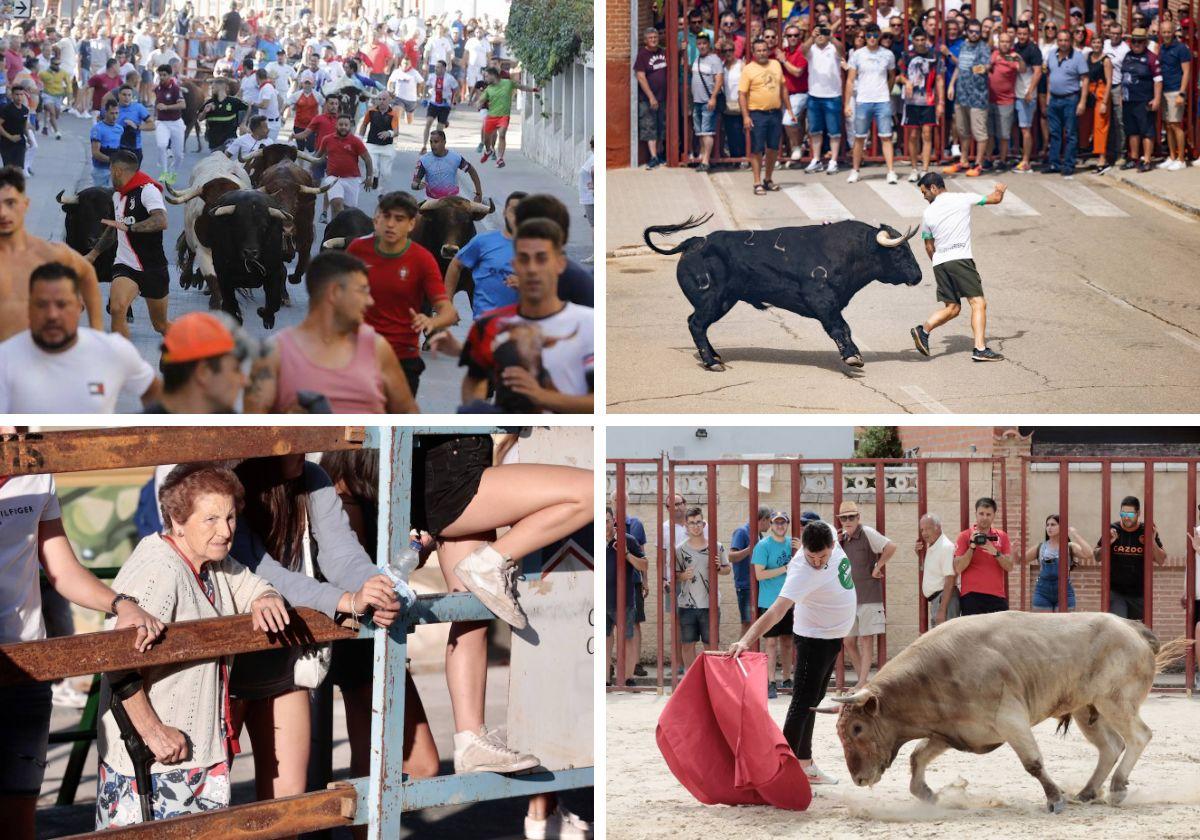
181, 78, 209, 153
259, 160, 332, 286
821, 611, 1190, 813
239, 142, 321, 187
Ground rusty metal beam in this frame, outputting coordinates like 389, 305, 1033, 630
61, 784, 357, 839
0, 608, 357, 686
0, 427, 366, 475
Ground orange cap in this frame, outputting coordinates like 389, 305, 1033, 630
161, 312, 236, 364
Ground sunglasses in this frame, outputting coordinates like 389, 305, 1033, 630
1119, 512, 1137, 519
866, 32, 880, 38
837, 514, 859, 521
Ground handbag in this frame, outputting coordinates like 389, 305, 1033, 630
293, 522, 332, 689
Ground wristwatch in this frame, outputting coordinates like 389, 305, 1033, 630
110, 593, 139, 616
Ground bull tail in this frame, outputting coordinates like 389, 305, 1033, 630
1153, 638, 1195, 673
643, 214, 713, 255
1055, 714, 1072, 736
175, 232, 188, 270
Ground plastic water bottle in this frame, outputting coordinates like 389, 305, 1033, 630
384, 530, 421, 606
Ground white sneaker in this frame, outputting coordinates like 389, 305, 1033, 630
455, 543, 528, 629
950, 143, 961, 157
846, 169, 860, 183
804, 763, 839, 785
908, 169, 920, 183
52, 680, 89, 709
453, 725, 540, 774
886, 170, 899, 184
1156, 158, 1174, 169
805, 158, 822, 173
1168, 159, 1187, 171
790, 147, 803, 162
525, 806, 592, 840
826, 160, 838, 174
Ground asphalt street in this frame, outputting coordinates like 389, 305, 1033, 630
607, 163, 1200, 413
23, 103, 591, 413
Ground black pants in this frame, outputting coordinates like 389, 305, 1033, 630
782, 634, 843, 761
0, 141, 25, 170
400, 356, 426, 397
959, 592, 1008, 615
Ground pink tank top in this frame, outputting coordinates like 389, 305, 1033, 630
275, 325, 387, 413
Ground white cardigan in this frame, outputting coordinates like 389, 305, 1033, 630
97, 534, 278, 775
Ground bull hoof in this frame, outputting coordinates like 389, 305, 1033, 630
843, 354, 865, 368
1048, 798, 1066, 814
1107, 787, 1127, 806
281, 291, 291, 307
288, 273, 302, 285
702, 360, 727, 372
258, 307, 275, 330
1073, 788, 1098, 804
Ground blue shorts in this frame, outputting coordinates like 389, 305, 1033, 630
607, 605, 636, 639
92, 166, 112, 188
1015, 97, 1037, 129
691, 102, 717, 136
854, 100, 893, 138
807, 95, 842, 136
749, 108, 782, 154
1032, 579, 1076, 610
678, 607, 710, 645
736, 587, 752, 623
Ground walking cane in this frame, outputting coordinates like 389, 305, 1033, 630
104, 675, 157, 823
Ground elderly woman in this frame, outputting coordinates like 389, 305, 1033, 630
96, 464, 289, 827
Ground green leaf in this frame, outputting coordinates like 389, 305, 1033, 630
506, 0, 593, 83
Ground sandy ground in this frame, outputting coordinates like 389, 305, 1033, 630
607, 691, 1200, 839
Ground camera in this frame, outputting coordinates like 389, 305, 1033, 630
971, 532, 998, 547
819, 26, 831, 35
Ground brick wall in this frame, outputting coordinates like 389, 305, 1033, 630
606, 0, 633, 168
898, 427, 1001, 456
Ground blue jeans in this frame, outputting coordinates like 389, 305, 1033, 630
735, 587, 752, 623
1047, 93, 1079, 173
854, 100, 894, 138
807, 95, 843, 137
92, 166, 112, 188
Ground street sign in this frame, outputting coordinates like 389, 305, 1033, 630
0, 0, 32, 19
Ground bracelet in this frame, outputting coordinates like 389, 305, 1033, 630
110, 593, 139, 616
350, 592, 360, 621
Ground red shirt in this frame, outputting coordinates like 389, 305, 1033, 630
318, 131, 368, 177
88, 72, 122, 111
364, 42, 392, 74
782, 46, 809, 95
953, 527, 1012, 599
402, 38, 421, 67
347, 236, 449, 360
292, 91, 320, 129
306, 112, 338, 149
155, 78, 183, 121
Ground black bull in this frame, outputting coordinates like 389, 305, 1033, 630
56, 187, 115, 283
206, 190, 293, 329
644, 216, 923, 369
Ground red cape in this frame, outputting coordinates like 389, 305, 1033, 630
655, 651, 813, 810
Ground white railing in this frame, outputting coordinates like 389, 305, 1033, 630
520, 53, 593, 184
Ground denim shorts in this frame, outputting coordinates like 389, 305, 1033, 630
691, 102, 717, 136
1014, 96, 1037, 129
678, 606, 710, 645
748, 108, 782, 154
607, 605, 636, 639
807, 95, 842, 136
736, 587, 752, 623
1032, 577, 1076, 610
854, 100, 893, 138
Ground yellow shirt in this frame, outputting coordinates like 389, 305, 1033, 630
38, 69, 71, 96
738, 59, 784, 111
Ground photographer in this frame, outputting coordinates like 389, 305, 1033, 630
952, 496, 1012, 615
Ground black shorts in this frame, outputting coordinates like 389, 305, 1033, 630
400, 356, 426, 397
412, 434, 492, 536
1122, 100, 1153, 138
959, 591, 1008, 615
427, 103, 451, 125
113, 263, 170, 299
749, 108, 783, 155
761, 604, 795, 638
903, 104, 938, 127
0, 682, 52, 795
634, 582, 647, 623
328, 637, 374, 689
229, 646, 301, 700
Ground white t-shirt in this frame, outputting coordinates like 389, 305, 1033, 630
778, 522, 858, 639
427, 36, 454, 65
721, 60, 743, 109
806, 42, 843, 99
0, 328, 155, 413
113, 183, 166, 270
257, 82, 280, 118
465, 36, 490, 68
660, 521, 708, 583
921, 533, 959, 598
135, 33, 156, 63
491, 302, 593, 403
239, 74, 260, 101
675, 540, 729, 609
148, 48, 179, 71
387, 67, 423, 101
920, 191, 985, 266
848, 46, 895, 103
267, 61, 296, 89
225, 132, 270, 159
0, 474, 62, 644
578, 152, 594, 205
1104, 38, 1130, 85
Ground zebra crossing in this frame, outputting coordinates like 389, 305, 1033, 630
777, 172, 1134, 222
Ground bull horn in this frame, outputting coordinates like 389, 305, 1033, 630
876, 224, 918, 248
296, 150, 320, 163
209, 205, 237, 217
418, 198, 445, 212
267, 207, 294, 223
468, 197, 493, 218
238, 147, 263, 163
56, 189, 79, 205
299, 179, 335, 195
829, 688, 874, 706
809, 705, 842, 715
321, 237, 347, 249
164, 184, 201, 204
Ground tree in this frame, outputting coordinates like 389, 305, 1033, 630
856, 426, 902, 459
506, 0, 592, 83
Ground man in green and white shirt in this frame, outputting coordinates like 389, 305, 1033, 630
910, 171, 1007, 363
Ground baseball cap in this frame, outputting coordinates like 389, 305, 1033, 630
770, 511, 791, 523
1070, 6, 1084, 15
161, 312, 236, 363
1131, 27, 1149, 39
800, 510, 821, 524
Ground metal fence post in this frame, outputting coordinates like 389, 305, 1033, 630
875, 461, 887, 666
707, 463, 720, 654
749, 463, 760, 653
1144, 459, 1155, 629
916, 460, 928, 635
1101, 460, 1112, 614
615, 463, 629, 688
1058, 458, 1070, 613
832, 460, 844, 692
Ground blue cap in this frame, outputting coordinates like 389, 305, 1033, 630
800, 511, 821, 524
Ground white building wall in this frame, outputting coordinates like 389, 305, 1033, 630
520, 53, 593, 185
606, 426, 855, 461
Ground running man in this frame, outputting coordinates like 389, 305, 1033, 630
474, 66, 538, 168
420, 59, 458, 153
309, 113, 375, 217
152, 64, 186, 184
910, 172, 1006, 362
411, 129, 484, 201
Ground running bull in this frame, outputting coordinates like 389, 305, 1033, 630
815, 611, 1191, 813
320, 207, 375, 250
412, 195, 494, 311
205, 190, 293, 329
257, 155, 332, 286
643, 216, 922, 369
57, 187, 115, 284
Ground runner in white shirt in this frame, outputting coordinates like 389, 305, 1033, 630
425, 26, 454, 73
911, 173, 1007, 362
238, 72, 259, 101
464, 30, 490, 89
387, 56, 424, 121
253, 69, 281, 138
0, 263, 159, 412
224, 115, 273, 160
725, 519, 856, 785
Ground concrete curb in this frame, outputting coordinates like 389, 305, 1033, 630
607, 245, 653, 258
1100, 168, 1200, 220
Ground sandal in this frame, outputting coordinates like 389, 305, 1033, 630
753, 183, 766, 195
763, 180, 781, 191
